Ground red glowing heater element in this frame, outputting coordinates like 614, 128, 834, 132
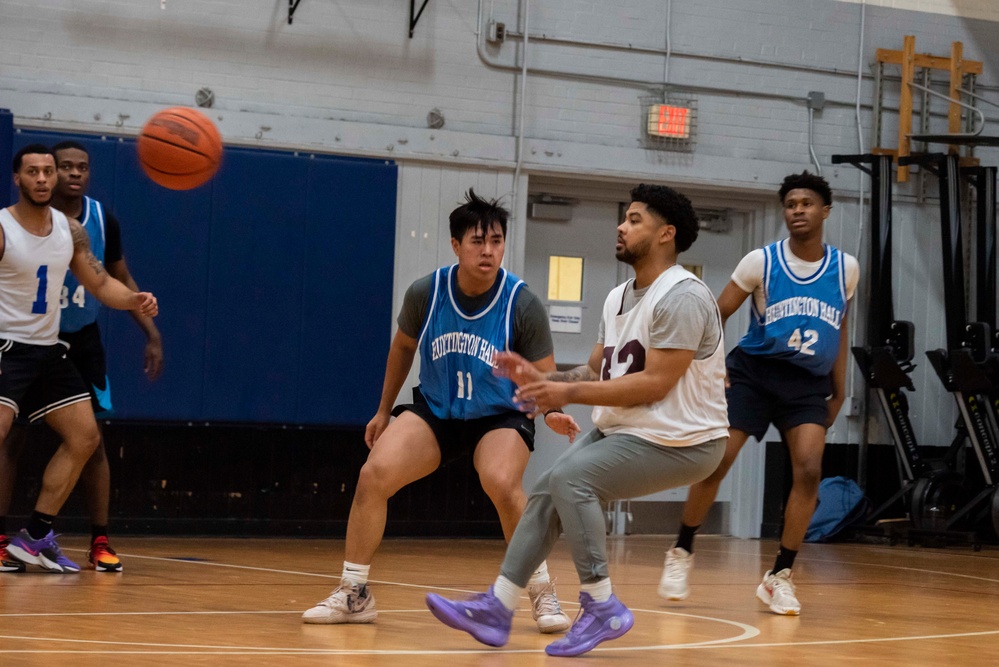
647, 104, 691, 138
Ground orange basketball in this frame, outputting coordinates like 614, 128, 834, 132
137, 107, 222, 190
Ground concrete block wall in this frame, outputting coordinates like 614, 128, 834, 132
2, 0, 998, 453
3, 1, 997, 188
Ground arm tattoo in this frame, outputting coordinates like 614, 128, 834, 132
547, 364, 597, 383
70, 219, 106, 277
86, 251, 107, 277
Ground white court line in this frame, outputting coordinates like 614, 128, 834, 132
5, 543, 996, 656
89, 546, 999, 588
0, 609, 433, 618
3, 628, 999, 656
0, 608, 758, 654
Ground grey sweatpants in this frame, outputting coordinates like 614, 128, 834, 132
500, 429, 726, 586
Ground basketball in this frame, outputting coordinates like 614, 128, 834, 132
137, 107, 222, 190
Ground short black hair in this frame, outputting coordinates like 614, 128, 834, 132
779, 171, 832, 207
449, 188, 509, 240
630, 183, 699, 253
12, 143, 55, 173
52, 140, 89, 157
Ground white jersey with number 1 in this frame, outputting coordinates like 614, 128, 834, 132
0, 207, 74, 345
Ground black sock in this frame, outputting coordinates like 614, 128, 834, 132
0, 515, 7, 536
675, 523, 700, 554
772, 545, 798, 574
26, 511, 56, 540
91, 525, 108, 543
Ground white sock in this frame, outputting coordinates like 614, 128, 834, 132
580, 578, 613, 602
342, 561, 370, 585
527, 561, 551, 587
492, 575, 524, 612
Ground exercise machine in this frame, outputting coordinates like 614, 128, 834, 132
831, 153, 968, 541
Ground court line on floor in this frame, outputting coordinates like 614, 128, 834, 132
3, 628, 999, 656
5, 545, 995, 656
63, 544, 999, 590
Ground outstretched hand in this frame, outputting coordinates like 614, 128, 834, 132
493, 351, 545, 386
544, 411, 581, 444
514, 380, 572, 417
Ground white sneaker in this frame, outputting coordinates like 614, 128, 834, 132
528, 579, 571, 633
302, 578, 378, 624
756, 569, 801, 615
658, 547, 693, 601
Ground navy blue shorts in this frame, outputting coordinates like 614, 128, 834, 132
726, 347, 831, 441
392, 387, 535, 467
59, 322, 113, 415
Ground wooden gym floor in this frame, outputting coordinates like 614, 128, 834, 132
1, 534, 997, 665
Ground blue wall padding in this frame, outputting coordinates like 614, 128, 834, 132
9, 129, 397, 426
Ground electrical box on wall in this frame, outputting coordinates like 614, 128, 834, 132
528, 202, 573, 221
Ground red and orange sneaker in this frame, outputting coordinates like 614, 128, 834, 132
88, 536, 123, 572
1, 534, 27, 573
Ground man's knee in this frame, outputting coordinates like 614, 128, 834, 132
66, 425, 101, 459
84, 438, 108, 467
479, 470, 524, 510
354, 458, 409, 500
791, 458, 823, 492
548, 459, 593, 503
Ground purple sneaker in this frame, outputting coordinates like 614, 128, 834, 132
6, 529, 80, 573
545, 592, 634, 657
425, 586, 513, 647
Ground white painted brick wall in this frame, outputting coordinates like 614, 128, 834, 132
838, 0, 999, 21
2, 0, 996, 449
3, 2, 996, 185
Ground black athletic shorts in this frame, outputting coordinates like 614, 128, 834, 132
392, 387, 536, 467
0, 338, 92, 423
59, 322, 113, 415
725, 346, 831, 441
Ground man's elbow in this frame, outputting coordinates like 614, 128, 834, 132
641, 380, 673, 405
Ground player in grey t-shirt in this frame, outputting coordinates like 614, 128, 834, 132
598, 278, 722, 360
303, 189, 578, 633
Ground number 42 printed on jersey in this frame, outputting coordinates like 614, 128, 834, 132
788, 328, 818, 356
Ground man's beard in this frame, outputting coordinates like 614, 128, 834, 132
19, 182, 52, 207
615, 238, 650, 265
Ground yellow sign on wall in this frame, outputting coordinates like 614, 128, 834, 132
548, 256, 583, 302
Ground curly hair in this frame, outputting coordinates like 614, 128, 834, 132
778, 171, 832, 207
630, 183, 699, 253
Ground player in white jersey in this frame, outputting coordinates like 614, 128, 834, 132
0, 141, 163, 574
662, 171, 859, 615
424, 184, 729, 657
0, 145, 157, 573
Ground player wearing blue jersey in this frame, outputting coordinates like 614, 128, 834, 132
0, 145, 157, 574
0, 141, 163, 574
661, 171, 859, 615
303, 189, 578, 632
